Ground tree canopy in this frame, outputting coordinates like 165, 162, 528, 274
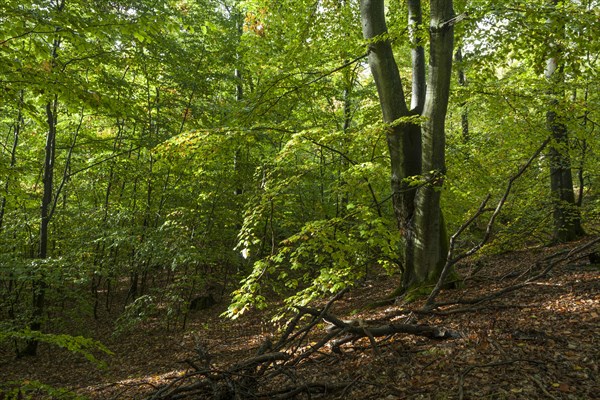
0, 0, 599, 366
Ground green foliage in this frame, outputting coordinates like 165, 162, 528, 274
442, 0, 600, 253
225, 121, 399, 318
0, 328, 112, 367
0, 380, 87, 400
114, 295, 158, 335
227, 206, 401, 319
0, 0, 599, 363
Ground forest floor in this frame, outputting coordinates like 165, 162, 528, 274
1, 239, 599, 400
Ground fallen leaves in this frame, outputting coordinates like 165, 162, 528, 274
1, 241, 599, 399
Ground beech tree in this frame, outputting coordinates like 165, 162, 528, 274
544, 0, 584, 242
0, 0, 598, 369
360, 0, 456, 293
458, 0, 598, 246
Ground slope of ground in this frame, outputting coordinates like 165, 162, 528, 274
1, 239, 599, 399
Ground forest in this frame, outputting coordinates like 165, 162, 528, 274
0, 0, 599, 398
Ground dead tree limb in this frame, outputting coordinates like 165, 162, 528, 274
425, 137, 552, 309
298, 307, 462, 343
273, 287, 348, 353
146, 289, 462, 400
229, 352, 290, 372
260, 381, 356, 400
146, 290, 353, 400
428, 235, 600, 312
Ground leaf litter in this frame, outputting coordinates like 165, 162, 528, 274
0, 239, 598, 399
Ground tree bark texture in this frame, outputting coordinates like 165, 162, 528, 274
21, 96, 58, 357
360, 0, 454, 293
408, 0, 425, 114
409, 0, 454, 288
544, 0, 584, 243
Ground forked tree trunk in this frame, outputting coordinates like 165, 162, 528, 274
360, 0, 454, 294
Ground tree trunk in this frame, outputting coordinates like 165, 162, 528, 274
545, 0, 584, 243
408, 0, 425, 114
0, 90, 23, 230
455, 47, 469, 142
360, 0, 421, 285
20, 95, 58, 357
407, 0, 454, 289
21, 1, 64, 350
360, 0, 454, 294
547, 115, 584, 242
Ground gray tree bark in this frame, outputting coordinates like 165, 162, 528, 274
409, 0, 454, 288
360, 0, 454, 294
408, 0, 425, 114
545, 0, 584, 243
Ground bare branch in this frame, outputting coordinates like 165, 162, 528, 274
425, 137, 551, 309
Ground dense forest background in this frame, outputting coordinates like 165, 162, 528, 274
0, 0, 599, 397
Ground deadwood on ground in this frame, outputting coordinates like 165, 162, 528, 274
144, 290, 461, 400
419, 235, 600, 316
426, 137, 552, 309
423, 136, 599, 315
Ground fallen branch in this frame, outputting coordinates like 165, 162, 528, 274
428, 236, 600, 312
298, 307, 462, 345
229, 352, 290, 372
528, 373, 559, 400
415, 303, 531, 316
273, 287, 348, 353
260, 381, 356, 400
146, 289, 463, 400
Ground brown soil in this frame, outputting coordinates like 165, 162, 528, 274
1, 240, 599, 399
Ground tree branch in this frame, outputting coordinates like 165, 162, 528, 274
425, 137, 552, 309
